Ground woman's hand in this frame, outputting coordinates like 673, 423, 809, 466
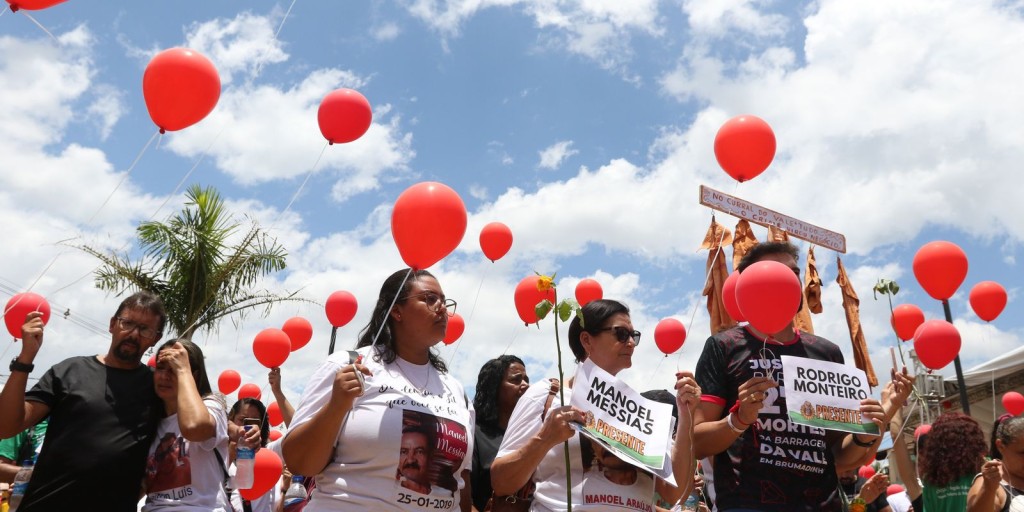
674, 371, 701, 418
736, 376, 777, 424
538, 405, 584, 448
857, 472, 889, 503
330, 356, 372, 408
980, 459, 1003, 488
159, 342, 192, 376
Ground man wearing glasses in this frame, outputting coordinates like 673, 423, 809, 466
0, 291, 166, 511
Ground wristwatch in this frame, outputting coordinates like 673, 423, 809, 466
9, 357, 34, 373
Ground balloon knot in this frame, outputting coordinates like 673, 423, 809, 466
159, 128, 166, 134
10, 5, 19, 12
329, 140, 335, 146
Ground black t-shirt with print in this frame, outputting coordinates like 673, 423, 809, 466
695, 326, 846, 512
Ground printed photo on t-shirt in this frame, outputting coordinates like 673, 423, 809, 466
580, 436, 656, 511
395, 409, 468, 499
146, 432, 191, 495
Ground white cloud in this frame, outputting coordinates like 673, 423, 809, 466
184, 12, 289, 85
682, 0, 788, 37
537, 140, 578, 170
371, 22, 401, 42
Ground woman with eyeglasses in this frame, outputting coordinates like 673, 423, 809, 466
283, 269, 474, 511
490, 299, 700, 512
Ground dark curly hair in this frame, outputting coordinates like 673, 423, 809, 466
355, 268, 448, 373
567, 299, 630, 363
473, 355, 526, 435
920, 413, 986, 488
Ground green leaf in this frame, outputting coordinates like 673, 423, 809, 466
889, 281, 900, 295
535, 299, 554, 321
575, 306, 584, 328
557, 300, 574, 322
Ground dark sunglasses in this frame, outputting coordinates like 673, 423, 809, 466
592, 326, 641, 344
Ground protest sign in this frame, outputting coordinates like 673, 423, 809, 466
781, 355, 880, 435
570, 359, 675, 478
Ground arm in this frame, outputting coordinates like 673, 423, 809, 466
0, 458, 20, 483
692, 376, 776, 459
835, 369, 915, 472
670, 371, 701, 497
459, 469, 478, 512
490, 404, 583, 496
888, 409, 922, 500
0, 312, 50, 438
968, 460, 1005, 512
161, 343, 216, 442
282, 359, 370, 476
269, 368, 296, 428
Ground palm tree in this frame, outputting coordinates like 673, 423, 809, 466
77, 184, 309, 340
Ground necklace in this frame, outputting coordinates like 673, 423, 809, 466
394, 358, 431, 394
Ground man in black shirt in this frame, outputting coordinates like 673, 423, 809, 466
0, 291, 166, 511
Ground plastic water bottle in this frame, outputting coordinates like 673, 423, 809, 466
283, 475, 307, 506
681, 492, 700, 511
9, 459, 35, 512
233, 426, 255, 489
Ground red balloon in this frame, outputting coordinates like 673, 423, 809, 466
714, 115, 776, 183
654, 318, 687, 355
969, 281, 1007, 322
912, 241, 968, 301
857, 465, 876, 479
318, 88, 372, 144
143, 48, 220, 133
253, 328, 291, 368
722, 271, 745, 322
479, 222, 513, 262
267, 401, 283, 427
575, 279, 603, 307
735, 261, 801, 335
282, 317, 313, 352
218, 369, 241, 395
890, 304, 925, 341
147, 354, 157, 368
391, 182, 467, 270
268, 429, 283, 442
914, 424, 932, 440
238, 449, 283, 500
5, 0, 65, 11
325, 291, 358, 328
913, 320, 961, 370
4, 292, 52, 339
886, 484, 905, 496
238, 383, 262, 401
1003, 392, 1024, 416
443, 313, 465, 345
513, 276, 556, 325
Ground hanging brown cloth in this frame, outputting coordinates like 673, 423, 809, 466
805, 246, 823, 314
732, 219, 758, 270
767, 225, 790, 242
700, 218, 736, 334
836, 257, 878, 386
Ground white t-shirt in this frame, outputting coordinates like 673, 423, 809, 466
143, 396, 230, 511
497, 381, 664, 512
289, 347, 474, 512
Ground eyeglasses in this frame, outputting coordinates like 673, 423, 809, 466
401, 291, 457, 315
115, 317, 161, 340
592, 326, 641, 344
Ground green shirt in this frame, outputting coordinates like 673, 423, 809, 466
923, 473, 973, 512
0, 419, 48, 464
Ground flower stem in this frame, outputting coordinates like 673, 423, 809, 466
553, 296, 572, 512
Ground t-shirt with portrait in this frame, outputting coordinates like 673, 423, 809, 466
289, 346, 474, 512
498, 381, 666, 512
143, 396, 230, 511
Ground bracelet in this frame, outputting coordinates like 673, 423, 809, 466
726, 413, 747, 434
851, 434, 876, 447
733, 413, 752, 427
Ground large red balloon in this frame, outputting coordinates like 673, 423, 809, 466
913, 320, 961, 370
268, 429, 283, 442
238, 449, 283, 500
317, 88, 372, 144
325, 291, 358, 328
912, 241, 968, 301
1003, 392, 1024, 416
890, 304, 925, 342
267, 401, 283, 427
969, 281, 1007, 322
575, 279, 603, 307
858, 465, 876, 480
5, 0, 65, 11
253, 328, 291, 369
735, 261, 801, 335
391, 182, 467, 270
514, 276, 556, 325
143, 48, 220, 133
479, 222, 513, 262
218, 369, 241, 395
654, 318, 686, 355
443, 313, 465, 345
714, 115, 776, 183
238, 383, 262, 401
282, 317, 313, 352
4, 292, 51, 339
722, 271, 745, 322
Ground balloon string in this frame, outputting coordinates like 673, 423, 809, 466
370, 268, 413, 349
446, 265, 490, 371
677, 211, 727, 372
644, 355, 666, 389
276, 140, 329, 226
0, 6, 8, 18
499, 322, 520, 356
250, 0, 299, 81
21, 11, 60, 45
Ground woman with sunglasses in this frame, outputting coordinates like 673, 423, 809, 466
491, 299, 700, 511
283, 269, 474, 512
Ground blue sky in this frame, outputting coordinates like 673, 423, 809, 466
1, 0, 1020, 407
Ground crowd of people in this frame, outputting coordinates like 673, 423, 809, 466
0, 241, 1020, 512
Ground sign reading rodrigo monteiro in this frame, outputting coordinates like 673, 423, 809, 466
781, 355, 880, 435
570, 359, 675, 478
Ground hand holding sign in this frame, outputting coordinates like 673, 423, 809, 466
735, 376, 777, 425
538, 404, 584, 449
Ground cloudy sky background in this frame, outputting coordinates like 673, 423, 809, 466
1, 0, 1020, 417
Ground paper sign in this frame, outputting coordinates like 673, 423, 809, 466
570, 359, 675, 478
781, 355, 880, 435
